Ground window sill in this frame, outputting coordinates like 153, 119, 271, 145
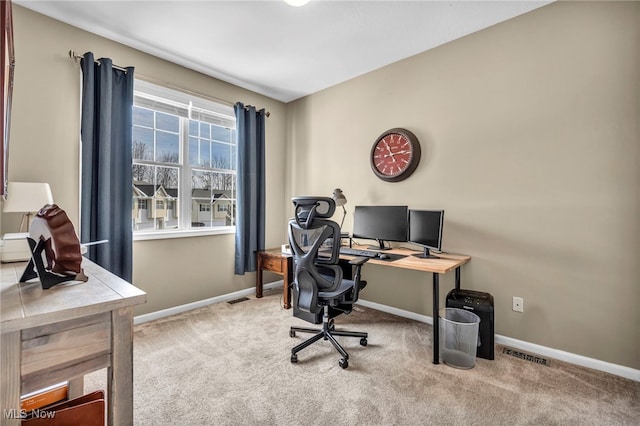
133, 226, 235, 241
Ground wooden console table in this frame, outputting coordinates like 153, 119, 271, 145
256, 248, 293, 309
1, 259, 146, 426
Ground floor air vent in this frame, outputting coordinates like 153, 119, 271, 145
502, 348, 550, 366
227, 297, 250, 305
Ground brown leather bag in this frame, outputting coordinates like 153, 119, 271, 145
36, 204, 82, 275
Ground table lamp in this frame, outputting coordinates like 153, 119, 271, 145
332, 188, 348, 236
3, 182, 54, 232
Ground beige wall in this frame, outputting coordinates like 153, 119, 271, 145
287, 1, 639, 369
3, 2, 638, 370
3, 6, 288, 315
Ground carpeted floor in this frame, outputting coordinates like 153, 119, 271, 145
85, 288, 640, 425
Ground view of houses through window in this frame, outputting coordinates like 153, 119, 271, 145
132, 80, 236, 233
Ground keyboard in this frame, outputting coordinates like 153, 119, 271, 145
339, 247, 382, 258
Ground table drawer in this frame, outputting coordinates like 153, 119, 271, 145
262, 256, 284, 274
21, 314, 111, 377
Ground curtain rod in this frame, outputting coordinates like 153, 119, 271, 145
68, 50, 270, 117
69, 49, 129, 73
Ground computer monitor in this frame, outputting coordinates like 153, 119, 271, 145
409, 209, 444, 258
352, 205, 408, 250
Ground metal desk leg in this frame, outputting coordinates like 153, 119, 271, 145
434, 266, 463, 365
432, 272, 440, 364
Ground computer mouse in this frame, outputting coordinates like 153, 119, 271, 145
378, 253, 390, 260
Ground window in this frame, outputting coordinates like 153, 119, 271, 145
132, 80, 236, 235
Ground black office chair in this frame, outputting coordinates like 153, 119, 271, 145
288, 196, 369, 369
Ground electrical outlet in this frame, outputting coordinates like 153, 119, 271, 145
513, 297, 524, 313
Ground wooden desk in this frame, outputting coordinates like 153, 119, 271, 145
335, 244, 471, 365
1, 260, 146, 426
256, 249, 293, 308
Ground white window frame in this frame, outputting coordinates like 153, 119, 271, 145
132, 79, 237, 241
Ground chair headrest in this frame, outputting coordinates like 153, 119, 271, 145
292, 196, 336, 229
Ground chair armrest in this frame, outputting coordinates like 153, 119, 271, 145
341, 256, 369, 305
349, 256, 369, 266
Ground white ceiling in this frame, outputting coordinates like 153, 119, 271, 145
16, 0, 551, 103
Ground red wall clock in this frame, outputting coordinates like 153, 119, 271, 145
370, 128, 421, 182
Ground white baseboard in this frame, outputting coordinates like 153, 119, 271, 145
357, 298, 640, 382
134, 281, 282, 325
133, 283, 639, 382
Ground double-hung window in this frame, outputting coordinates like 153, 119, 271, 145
132, 80, 236, 237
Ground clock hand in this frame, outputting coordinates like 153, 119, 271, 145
386, 150, 411, 156
383, 141, 396, 161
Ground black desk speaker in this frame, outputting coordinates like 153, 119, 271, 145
446, 289, 494, 360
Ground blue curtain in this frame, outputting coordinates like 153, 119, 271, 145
80, 52, 135, 281
234, 103, 266, 275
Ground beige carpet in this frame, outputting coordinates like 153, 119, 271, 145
85, 288, 639, 425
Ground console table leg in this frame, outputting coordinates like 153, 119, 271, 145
1, 331, 20, 426
109, 307, 134, 426
432, 273, 440, 364
68, 376, 84, 399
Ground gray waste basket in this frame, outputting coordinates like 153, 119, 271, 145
439, 307, 481, 369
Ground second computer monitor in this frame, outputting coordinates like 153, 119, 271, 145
409, 209, 444, 258
352, 205, 408, 250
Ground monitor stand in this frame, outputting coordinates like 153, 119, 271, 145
412, 247, 440, 259
366, 239, 391, 251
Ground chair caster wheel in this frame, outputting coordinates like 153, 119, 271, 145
291, 354, 298, 363
339, 358, 348, 369
360, 338, 367, 346
290, 330, 296, 338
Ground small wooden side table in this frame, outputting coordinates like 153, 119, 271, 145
256, 248, 293, 309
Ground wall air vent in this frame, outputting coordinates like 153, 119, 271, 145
503, 348, 550, 366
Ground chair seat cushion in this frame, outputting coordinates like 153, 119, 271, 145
318, 278, 355, 301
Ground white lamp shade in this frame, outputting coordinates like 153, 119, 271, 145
3, 182, 54, 213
